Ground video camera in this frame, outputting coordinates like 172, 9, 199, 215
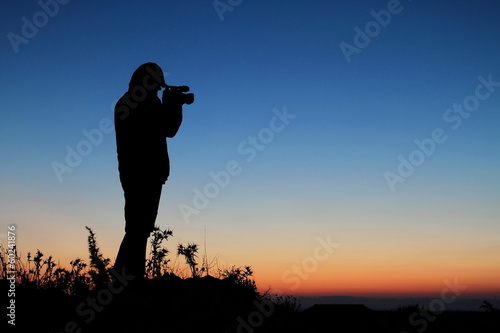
163, 85, 194, 105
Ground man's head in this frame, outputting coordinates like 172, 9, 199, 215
128, 62, 167, 95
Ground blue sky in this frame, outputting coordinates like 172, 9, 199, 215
1, 0, 500, 297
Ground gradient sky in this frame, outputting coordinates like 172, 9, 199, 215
1, 0, 500, 299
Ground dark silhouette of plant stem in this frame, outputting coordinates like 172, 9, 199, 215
220, 265, 257, 294
85, 226, 110, 286
177, 243, 199, 278
146, 226, 173, 279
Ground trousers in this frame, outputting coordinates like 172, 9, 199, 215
114, 180, 163, 278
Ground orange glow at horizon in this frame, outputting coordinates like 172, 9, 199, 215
256, 273, 500, 299
11, 244, 500, 299
12, 224, 500, 300
252, 258, 500, 299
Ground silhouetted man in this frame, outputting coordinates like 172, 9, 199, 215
114, 63, 183, 279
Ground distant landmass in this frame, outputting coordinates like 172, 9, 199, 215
298, 295, 500, 311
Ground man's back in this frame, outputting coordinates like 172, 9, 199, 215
114, 93, 170, 184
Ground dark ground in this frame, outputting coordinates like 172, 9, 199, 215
4, 276, 500, 333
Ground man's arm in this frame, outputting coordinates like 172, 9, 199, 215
160, 103, 183, 138
159, 88, 183, 137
